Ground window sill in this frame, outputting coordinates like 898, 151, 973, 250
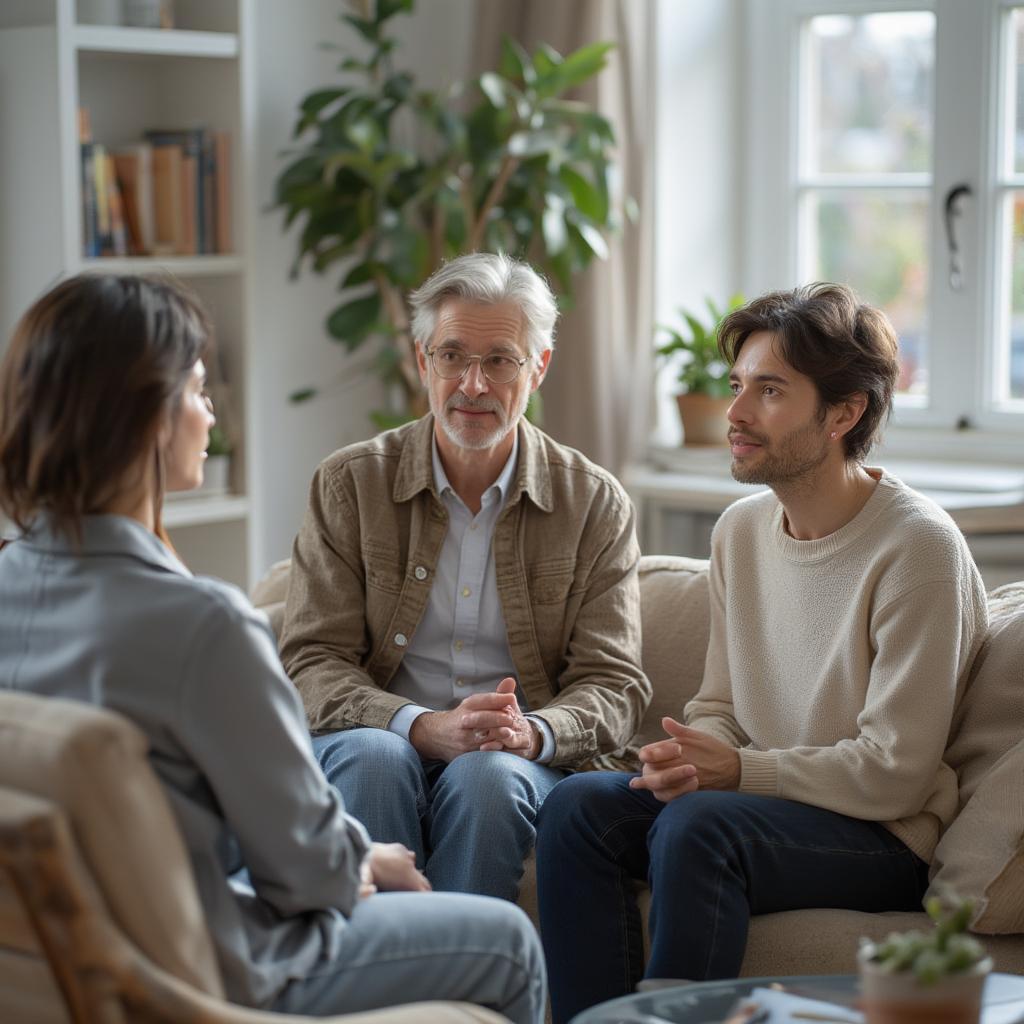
632, 443, 1024, 536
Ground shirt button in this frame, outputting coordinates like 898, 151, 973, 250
456, 678, 466, 687
394, 633, 408, 647
414, 566, 428, 581
454, 639, 464, 651
469, 523, 478, 531
461, 586, 471, 597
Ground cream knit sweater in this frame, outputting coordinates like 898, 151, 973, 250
684, 470, 988, 863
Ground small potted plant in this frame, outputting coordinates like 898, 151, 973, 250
655, 294, 743, 446
858, 896, 992, 1024
200, 424, 232, 497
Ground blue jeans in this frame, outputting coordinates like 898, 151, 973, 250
271, 891, 545, 1023
313, 728, 566, 900
535, 773, 930, 1024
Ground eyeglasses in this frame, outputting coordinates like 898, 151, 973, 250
425, 346, 532, 385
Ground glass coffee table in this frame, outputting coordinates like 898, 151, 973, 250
569, 972, 1024, 1023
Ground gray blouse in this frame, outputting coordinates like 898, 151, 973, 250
0, 515, 370, 1007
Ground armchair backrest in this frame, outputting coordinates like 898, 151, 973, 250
0, 691, 224, 998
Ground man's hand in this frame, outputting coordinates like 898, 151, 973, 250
629, 716, 740, 802
409, 679, 524, 762
470, 678, 541, 760
364, 842, 431, 893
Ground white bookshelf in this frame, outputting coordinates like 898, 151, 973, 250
0, 0, 254, 588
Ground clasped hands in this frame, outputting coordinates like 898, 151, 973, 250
629, 716, 741, 803
409, 677, 540, 763
358, 841, 431, 899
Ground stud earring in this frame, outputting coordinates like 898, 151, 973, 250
830, 431, 838, 440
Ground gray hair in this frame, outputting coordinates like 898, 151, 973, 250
409, 253, 558, 357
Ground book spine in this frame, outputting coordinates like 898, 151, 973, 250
80, 141, 99, 258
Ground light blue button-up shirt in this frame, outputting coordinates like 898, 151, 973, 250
388, 434, 555, 762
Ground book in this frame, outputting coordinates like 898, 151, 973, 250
101, 151, 129, 257
179, 151, 198, 255
146, 128, 205, 254
111, 143, 155, 255
80, 141, 99, 257
78, 109, 99, 257
150, 143, 184, 254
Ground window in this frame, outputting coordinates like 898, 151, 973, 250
745, 0, 1024, 448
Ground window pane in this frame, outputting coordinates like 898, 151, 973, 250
809, 191, 929, 395
1009, 193, 1024, 401
1014, 8, 1024, 174
807, 12, 935, 175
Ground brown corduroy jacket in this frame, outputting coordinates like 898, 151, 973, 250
279, 414, 650, 769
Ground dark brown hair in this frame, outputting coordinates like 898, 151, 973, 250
0, 274, 210, 541
717, 282, 899, 460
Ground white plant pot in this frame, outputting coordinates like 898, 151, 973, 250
199, 454, 230, 497
859, 953, 992, 1024
78, 0, 123, 25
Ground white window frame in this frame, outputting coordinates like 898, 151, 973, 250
744, 0, 1024, 460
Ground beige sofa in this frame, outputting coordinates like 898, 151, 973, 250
253, 554, 1024, 978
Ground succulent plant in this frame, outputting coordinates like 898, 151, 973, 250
860, 896, 988, 985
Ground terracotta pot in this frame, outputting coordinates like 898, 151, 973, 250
675, 393, 731, 446
859, 955, 992, 1024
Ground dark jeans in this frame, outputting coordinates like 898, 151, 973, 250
535, 772, 930, 1024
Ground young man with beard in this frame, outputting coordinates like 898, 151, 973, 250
535, 283, 988, 1023
280, 252, 649, 901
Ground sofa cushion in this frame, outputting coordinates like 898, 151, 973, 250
250, 557, 291, 639
944, 582, 1024, 806
0, 692, 224, 996
635, 555, 710, 747
928, 735, 1024, 933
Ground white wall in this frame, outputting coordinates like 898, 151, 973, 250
247, 0, 474, 576
651, 0, 743, 445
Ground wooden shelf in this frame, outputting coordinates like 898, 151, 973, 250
162, 495, 250, 529
79, 255, 244, 277
73, 26, 238, 59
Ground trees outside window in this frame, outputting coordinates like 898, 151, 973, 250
745, 0, 1024, 447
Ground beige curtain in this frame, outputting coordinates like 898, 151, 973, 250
472, 0, 654, 475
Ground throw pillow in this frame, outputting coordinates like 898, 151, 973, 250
927, 736, 1024, 933
944, 582, 1024, 806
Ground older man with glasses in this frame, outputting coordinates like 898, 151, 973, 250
280, 252, 650, 901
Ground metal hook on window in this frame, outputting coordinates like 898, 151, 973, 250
943, 184, 972, 291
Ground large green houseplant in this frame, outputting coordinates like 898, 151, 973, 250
655, 294, 743, 445
274, 0, 627, 426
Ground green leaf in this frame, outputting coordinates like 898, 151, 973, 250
346, 117, 382, 153
532, 44, 563, 79
558, 166, 606, 222
499, 36, 534, 85
289, 387, 317, 404
382, 73, 414, 104
574, 221, 609, 261
342, 261, 379, 287
295, 88, 350, 135
326, 293, 382, 350
542, 195, 568, 255
508, 130, 563, 160
370, 409, 417, 431
375, 0, 413, 21
479, 72, 507, 110
556, 41, 615, 90
342, 14, 380, 45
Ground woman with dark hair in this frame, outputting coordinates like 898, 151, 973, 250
0, 274, 544, 1022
